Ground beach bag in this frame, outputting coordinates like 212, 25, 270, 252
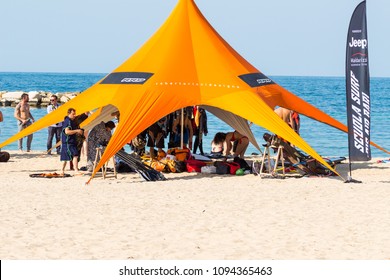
214, 161, 240, 175
215, 161, 229, 174
167, 147, 191, 161
233, 157, 251, 171
226, 162, 240, 175
0, 151, 10, 162
176, 148, 191, 161
186, 159, 207, 173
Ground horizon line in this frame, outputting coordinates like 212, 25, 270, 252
1, 71, 390, 79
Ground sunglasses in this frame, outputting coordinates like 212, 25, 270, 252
50, 99, 56, 101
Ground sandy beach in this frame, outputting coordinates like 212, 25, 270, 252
0, 150, 389, 260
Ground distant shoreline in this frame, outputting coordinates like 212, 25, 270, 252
1, 71, 390, 79
0, 91, 79, 108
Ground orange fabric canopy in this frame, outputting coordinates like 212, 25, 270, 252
1, 0, 388, 182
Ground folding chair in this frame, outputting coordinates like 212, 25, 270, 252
93, 147, 117, 179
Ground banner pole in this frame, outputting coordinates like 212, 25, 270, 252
345, 160, 362, 183
344, 0, 369, 184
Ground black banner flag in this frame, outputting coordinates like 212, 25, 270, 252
346, 0, 371, 161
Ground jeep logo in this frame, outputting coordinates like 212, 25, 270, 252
349, 37, 368, 49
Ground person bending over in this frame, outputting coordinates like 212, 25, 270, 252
86, 121, 116, 172
212, 131, 249, 158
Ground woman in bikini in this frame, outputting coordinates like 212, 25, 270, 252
212, 131, 249, 158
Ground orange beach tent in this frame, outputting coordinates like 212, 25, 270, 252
1, 0, 388, 182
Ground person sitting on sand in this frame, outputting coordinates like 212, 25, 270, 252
212, 131, 249, 158
60, 108, 84, 174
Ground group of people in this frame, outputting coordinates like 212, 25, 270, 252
67, 105, 301, 174
131, 106, 209, 158
6, 93, 301, 171
10, 93, 116, 174
59, 108, 115, 174
210, 107, 300, 158
12, 93, 62, 154
130, 105, 253, 160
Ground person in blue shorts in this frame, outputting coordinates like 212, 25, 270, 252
60, 108, 84, 174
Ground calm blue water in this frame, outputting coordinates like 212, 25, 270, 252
1, 72, 389, 158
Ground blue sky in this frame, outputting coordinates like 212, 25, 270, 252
1, 0, 388, 77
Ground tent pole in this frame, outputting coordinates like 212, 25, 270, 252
180, 108, 184, 149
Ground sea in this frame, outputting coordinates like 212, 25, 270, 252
1, 72, 389, 158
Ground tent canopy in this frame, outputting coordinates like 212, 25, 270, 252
2, 0, 388, 181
